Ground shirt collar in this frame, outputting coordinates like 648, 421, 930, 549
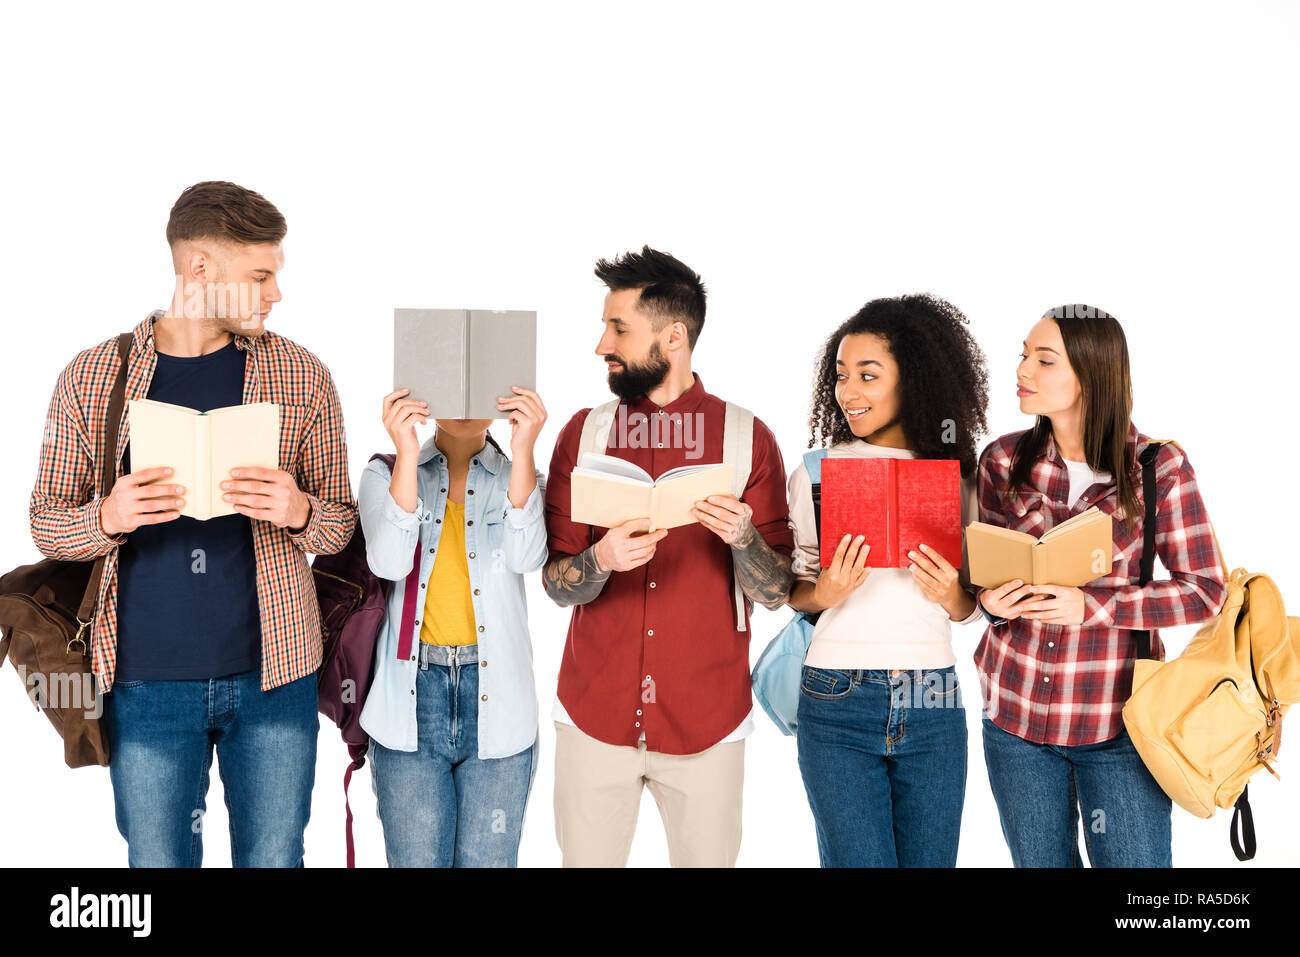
1040, 420, 1143, 474
626, 371, 708, 415
136, 308, 261, 356
418, 433, 504, 474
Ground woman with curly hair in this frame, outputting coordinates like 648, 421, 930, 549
785, 293, 989, 867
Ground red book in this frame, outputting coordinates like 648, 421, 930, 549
819, 458, 963, 569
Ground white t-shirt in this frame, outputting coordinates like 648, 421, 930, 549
787, 438, 983, 670
1062, 456, 1112, 509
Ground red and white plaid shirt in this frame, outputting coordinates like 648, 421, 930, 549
29, 311, 357, 692
974, 422, 1226, 746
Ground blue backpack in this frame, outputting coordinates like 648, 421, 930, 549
751, 449, 827, 735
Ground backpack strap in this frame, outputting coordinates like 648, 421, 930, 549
577, 398, 621, 466
368, 452, 426, 663
802, 448, 829, 545
723, 402, 754, 497
722, 402, 755, 632
1131, 438, 1232, 659
1133, 441, 1163, 660
1230, 785, 1257, 861
800, 449, 830, 628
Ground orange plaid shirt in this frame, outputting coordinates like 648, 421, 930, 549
29, 311, 357, 692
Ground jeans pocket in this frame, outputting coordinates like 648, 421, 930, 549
917, 668, 962, 709
800, 667, 853, 701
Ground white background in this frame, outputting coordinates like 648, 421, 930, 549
1, 1, 1296, 868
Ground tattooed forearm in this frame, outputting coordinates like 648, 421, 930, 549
731, 519, 796, 610
543, 545, 612, 608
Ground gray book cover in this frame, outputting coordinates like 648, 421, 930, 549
393, 308, 537, 418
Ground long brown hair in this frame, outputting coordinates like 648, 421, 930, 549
1007, 305, 1141, 531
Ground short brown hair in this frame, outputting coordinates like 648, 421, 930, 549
166, 181, 287, 247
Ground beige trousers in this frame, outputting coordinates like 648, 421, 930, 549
553, 721, 745, 867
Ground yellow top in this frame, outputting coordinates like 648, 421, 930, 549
420, 499, 477, 646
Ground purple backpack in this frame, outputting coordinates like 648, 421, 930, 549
313, 452, 423, 866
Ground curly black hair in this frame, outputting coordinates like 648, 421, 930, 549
808, 294, 990, 478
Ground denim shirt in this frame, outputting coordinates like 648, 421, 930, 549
357, 435, 546, 760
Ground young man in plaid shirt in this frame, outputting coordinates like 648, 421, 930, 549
29, 181, 356, 866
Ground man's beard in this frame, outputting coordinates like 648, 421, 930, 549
607, 342, 670, 401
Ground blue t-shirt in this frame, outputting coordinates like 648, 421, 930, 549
115, 339, 263, 681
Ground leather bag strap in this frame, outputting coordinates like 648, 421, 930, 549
73, 332, 134, 632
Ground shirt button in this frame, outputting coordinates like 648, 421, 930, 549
647, 629, 654, 636
480, 660, 487, 668
428, 548, 435, 554
478, 625, 485, 633
420, 582, 426, 588
468, 489, 474, 495
481, 694, 487, 702
473, 588, 480, 595
469, 551, 476, 559
635, 722, 641, 728
473, 459, 479, 465
436, 518, 441, 524
1048, 641, 1055, 648
657, 443, 664, 448
636, 709, 642, 716
645, 674, 651, 681
414, 619, 420, 626
441, 488, 447, 493
410, 689, 415, 695
649, 582, 656, 589
1042, 677, 1050, 683
467, 520, 474, 526
410, 655, 416, 661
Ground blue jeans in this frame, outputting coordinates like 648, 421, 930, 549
104, 668, 318, 867
796, 665, 967, 867
370, 643, 537, 867
981, 715, 1172, 867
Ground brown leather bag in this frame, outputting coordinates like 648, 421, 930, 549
0, 332, 132, 768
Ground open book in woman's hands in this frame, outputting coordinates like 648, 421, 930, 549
966, 507, 1113, 589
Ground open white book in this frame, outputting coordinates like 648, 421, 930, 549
570, 453, 735, 532
127, 399, 281, 521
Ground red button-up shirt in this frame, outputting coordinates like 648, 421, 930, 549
544, 373, 794, 755
29, 311, 358, 692
974, 422, 1227, 745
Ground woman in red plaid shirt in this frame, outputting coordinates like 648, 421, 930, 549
974, 304, 1226, 867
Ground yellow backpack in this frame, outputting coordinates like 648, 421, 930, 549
1122, 444, 1300, 861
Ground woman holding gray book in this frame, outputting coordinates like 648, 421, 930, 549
974, 304, 1226, 866
784, 294, 989, 867
355, 384, 549, 867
